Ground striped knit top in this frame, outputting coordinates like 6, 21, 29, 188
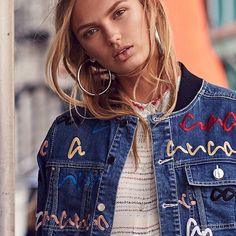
111, 90, 171, 235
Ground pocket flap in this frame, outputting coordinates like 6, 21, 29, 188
185, 161, 236, 186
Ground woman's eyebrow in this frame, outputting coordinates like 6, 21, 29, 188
104, 0, 128, 17
76, 0, 128, 33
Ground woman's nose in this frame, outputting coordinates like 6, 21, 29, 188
108, 33, 121, 47
104, 26, 122, 48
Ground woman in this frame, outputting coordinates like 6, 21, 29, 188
36, 0, 236, 235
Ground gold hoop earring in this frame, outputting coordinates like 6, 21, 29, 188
76, 59, 112, 96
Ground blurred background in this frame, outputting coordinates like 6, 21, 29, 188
15, 0, 236, 235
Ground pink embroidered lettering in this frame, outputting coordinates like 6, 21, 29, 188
178, 193, 196, 209
179, 112, 236, 132
35, 211, 109, 231
93, 215, 109, 231
68, 213, 80, 229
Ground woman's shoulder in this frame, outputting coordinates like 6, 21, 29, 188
180, 62, 236, 100
38, 108, 116, 161
49, 107, 114, 135
203, 81, 236, 100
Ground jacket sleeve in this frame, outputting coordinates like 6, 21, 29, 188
35, 119, 57, 235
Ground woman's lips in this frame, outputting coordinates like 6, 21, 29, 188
113, 45, 134, 62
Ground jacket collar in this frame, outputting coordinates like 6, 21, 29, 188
71, 63, 203, 120
174, 63, 203, 112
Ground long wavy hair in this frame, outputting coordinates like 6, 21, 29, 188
46, 0, 180, 165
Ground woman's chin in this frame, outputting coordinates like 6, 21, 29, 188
113, 60, 146, 77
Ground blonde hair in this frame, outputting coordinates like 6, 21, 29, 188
46, 0, 180, 166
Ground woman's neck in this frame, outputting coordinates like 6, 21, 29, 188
118, 74, 159, 104
117, 59, 181, 104
117, 53, 160, 103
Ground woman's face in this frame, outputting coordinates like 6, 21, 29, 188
71, 0, 150, 75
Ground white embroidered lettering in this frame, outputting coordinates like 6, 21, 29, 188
186, 218, 213, 236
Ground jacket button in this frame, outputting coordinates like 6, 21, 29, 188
152, 115, 159, 123
97, 203, 106, 212
213, 165, 224, 180
120, 119, 128, 127
107, 155, 115, 165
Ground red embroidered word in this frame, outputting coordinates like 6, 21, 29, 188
36, 211, 109, 231
179, 112, 236, 132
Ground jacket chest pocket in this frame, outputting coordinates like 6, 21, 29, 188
185, 160, 236, 228
43, 162, 104, 232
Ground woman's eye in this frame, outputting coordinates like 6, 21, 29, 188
114, 9, 126, 18
83, 28, 98, 38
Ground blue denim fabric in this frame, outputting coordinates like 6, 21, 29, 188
36, 66, 236, 235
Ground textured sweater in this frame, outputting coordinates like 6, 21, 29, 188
111, 89, 172, 235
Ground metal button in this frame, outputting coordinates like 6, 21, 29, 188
213, 165, 224, 180
107, 155, 115, 165
97, 203, 106, 212
120, 119, 128, 128
51, 167, 55, 171
152, 115, 159, 123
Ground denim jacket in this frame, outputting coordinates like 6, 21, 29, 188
36, 64, 236, 236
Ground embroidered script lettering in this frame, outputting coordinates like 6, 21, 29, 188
68, 137, 85, 159
36, 211, 109, 231
186, 218, 213, 236
36, 211, 49, 231
166, 140, 189, 157
180, 112, 236, 132
39, 140, 48, 157
211, 187, 236, 202
59, 173, 86, 191
59, 175, 78, 189
178, 193, 196, 209
208, 141, 236, 156
93, 215, 110, 231
166, 140, 236, 157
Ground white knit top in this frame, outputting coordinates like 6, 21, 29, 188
111, 90, 171, 235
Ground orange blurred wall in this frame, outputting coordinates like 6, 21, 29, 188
163, 0, 228, 87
